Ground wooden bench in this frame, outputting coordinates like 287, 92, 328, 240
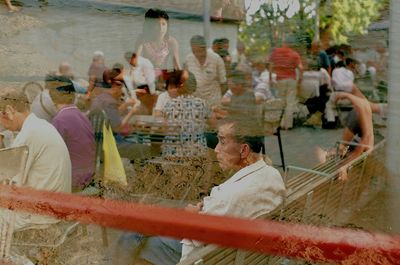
177, 139, 387, 265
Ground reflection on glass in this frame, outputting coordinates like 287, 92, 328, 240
0, 0, 394, 264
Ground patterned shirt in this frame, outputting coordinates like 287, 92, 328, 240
162, 95, 211, 157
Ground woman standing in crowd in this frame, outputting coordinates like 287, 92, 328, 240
135, 9, 181, 79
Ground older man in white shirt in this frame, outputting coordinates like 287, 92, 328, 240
113, 118, 286, 265
184, 35, 227, 107
0, 88, 71, 231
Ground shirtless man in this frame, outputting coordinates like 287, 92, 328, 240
332, 92, 374, 181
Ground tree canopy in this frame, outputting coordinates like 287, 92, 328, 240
239, 0, 388, 55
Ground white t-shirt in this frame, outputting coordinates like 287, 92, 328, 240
154, 91, 172, 113
180, 160, 285, 261
332, 67, 354, 93
9, 113, 72, 230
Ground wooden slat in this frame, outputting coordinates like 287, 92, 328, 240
247, 254, 268, 265
203, 249, 236, 265
214, 251, 236, 265
244, 252, 259, 263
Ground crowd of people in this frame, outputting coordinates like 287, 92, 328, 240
0, 6, 389, 264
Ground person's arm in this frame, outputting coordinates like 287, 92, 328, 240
169, 37, 182, 70
296, 59, 304, 90
118, 98, 137, 113
351, 84, 367, 99
87, 75, 96, 97
142, 60, 156, 94
335, 92, 374, 180
221, 89, 232, 105
216, 55, 227, 95
121, 108, 136, 130
153, 109, 163, 117
136, 42, 143, 57
184, 202, 203, 213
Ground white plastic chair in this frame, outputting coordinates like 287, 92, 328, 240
0, 146, 29, 262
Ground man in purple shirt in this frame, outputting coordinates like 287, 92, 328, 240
48, 76, 96, 190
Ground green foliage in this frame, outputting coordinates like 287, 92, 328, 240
322, 0, 385, 44
239, 0, 386, 54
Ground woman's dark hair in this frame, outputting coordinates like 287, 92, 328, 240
141, 9, 170, 43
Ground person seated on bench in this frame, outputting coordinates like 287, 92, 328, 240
48, 76, 96, 191
112, 118, 286, 265
90, 68, 136, 135
0, 88, 71, 231
317, 92, 374, 181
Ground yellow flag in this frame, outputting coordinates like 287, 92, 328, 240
102, 123, 127, 186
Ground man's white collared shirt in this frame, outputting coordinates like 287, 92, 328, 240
180, 159, 285, 260
185, 50, 226, 107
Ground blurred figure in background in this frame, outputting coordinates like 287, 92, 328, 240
185, 35, 227, 108
87, 51, 108, 100
123, 52, 156, 98
231, 40, 251, 73
268, 36, 303, 129
136, 8, 181, 79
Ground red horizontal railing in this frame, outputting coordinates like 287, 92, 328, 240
1, 184, 399, 264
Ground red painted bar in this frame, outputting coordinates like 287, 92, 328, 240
1, 184, 399, 263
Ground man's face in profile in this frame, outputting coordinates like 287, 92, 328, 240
0, 106, 18, 132
215, 123, 242, 171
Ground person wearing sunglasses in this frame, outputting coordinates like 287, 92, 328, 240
90, 68, 136, 135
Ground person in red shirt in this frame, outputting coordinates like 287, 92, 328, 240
269, 39, 303, 129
